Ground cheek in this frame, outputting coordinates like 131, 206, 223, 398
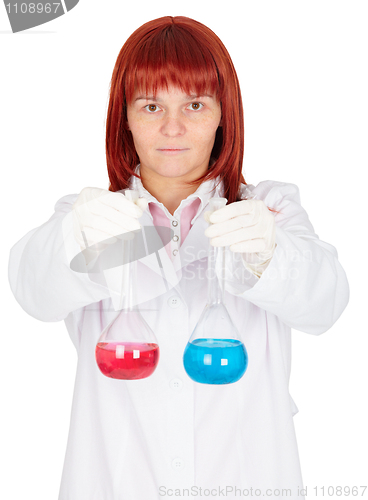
127, 109, 149, 137
129, 121, 155, 148
194, 107, 221, 138
193, 117, 220, 144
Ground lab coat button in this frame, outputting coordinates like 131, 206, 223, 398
173, 235, 179, 242
171, 457, 184, 470
172, 220, 178, 227
170, 378, 183, 391
173, 249, 178, 256
167, 296, 182, 309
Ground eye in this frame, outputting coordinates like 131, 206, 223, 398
188, 102, 204, 111
144, 104, 160, 113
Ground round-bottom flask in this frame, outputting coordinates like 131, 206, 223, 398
95, 190, 160, 380
183, 198, 248, 385
95, 319, 159, 380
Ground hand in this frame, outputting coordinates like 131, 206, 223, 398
204, 199, 276, 277
72, 187, 148, 253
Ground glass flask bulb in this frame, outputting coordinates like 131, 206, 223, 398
95, 189, 160, 380
183, 197, 248, 384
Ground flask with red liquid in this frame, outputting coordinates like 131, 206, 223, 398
95, 190, 160, 380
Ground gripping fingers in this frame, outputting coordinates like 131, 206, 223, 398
88, 196, 141, 226
87, 211, 141, 236
208, 223, 267, 251
209, 199, 257, 224
205, 213, 257, 238
76, 198, 141, 236
98, 191, 145, 219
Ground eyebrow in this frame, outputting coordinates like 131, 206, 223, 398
134, 94, 214, 102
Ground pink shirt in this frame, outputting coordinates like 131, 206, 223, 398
148, 198, 201, 261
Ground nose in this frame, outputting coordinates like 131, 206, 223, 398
160, 111, 186, 137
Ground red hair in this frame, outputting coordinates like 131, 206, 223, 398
106, 16, 247, 204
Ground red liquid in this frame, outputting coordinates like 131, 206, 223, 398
95, 342, 159, 380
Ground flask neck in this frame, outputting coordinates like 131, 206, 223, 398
122, 238, 138, 312
207, 241, 225, 305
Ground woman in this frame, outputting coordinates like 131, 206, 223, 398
8, 16, 349, 500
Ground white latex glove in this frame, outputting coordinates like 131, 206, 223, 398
204, 199, 276, 278
72, 187, 148, 261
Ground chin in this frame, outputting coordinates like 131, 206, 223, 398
156, 164, 194, 177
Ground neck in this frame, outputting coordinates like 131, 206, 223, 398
139, 167, 205, 216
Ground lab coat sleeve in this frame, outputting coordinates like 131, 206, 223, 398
225, 180, 350, 335
8, 194, 115, 322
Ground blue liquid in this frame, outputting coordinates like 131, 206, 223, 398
183, 338, 248, 385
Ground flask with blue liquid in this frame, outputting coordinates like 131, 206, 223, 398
183, 197, 248, 385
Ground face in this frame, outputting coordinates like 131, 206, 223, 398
126, 84, 222, 185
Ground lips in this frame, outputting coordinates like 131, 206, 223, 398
157, 148, 190, 155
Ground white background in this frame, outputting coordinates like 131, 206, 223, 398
1, 1, 367, 498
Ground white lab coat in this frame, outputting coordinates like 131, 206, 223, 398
8, 176, 349, 500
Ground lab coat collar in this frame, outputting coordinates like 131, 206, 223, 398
129, 163, 223, 225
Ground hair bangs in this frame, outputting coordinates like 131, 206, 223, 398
124, 26, 223, 104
